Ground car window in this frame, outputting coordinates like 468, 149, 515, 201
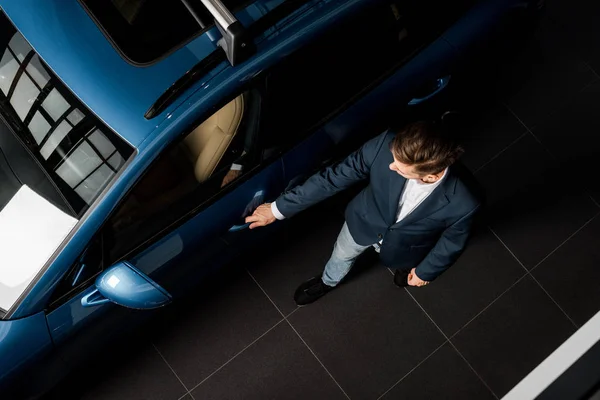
79, 0, 255, 64
48, 235, 104, 308
262, 1, 419, 150
104, 89, 262, 263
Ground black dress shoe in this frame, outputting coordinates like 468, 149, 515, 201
393, 270, 410, 287
294, 276, 334, 305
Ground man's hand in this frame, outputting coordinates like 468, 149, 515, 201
407, 268, 429, 287
245, 203, 277, 229
221, 169, 242, 188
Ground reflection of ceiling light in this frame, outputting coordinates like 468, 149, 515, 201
0, 185, 78, 310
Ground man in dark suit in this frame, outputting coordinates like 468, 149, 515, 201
246, 121, 483, 305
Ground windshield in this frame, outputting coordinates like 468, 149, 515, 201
0, 15, 134, 313
80, 0, 254, 65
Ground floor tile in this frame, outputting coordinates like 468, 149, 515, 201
247, 207, 346, 315
498, 16, 597, 129
288, 267, 446, 399
452, 276, 576, 397
51, 341, 187, 400
380, 343, 495, 400
534, 79, 600, 203
151, 269, 282, 388
409, 227, 525, 337
190, 322, 346, 400
533, 214, 600, 325
476, 133, 598, 268
546, 0, 600, 75
455, 103, 527, 173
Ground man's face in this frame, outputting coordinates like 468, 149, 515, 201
389, 154, 441, 183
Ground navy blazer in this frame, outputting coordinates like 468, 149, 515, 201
276, 131, 483, 281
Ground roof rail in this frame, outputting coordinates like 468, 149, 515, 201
180, 0, 255, 66
146, 0, 313, 120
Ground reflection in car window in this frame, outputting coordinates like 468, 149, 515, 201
0, 21, 134, 217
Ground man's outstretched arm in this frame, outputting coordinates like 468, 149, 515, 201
246, 132, 389, 229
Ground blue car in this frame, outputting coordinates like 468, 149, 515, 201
0, 0, 541, 397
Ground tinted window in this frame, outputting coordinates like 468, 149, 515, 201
80, 0, 254, 64
105, 90, 262, 262
0, 14, 134, 217
264, 1, 418, 146
263, 0, 480, 149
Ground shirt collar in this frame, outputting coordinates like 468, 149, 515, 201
414, 167, 448, 188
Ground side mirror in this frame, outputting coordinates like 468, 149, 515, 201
81, 261, 172, 309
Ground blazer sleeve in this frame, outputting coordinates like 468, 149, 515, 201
275, 131, 388, 218
414, 206, 480, 281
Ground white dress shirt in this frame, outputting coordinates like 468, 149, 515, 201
395, 168, 447, 223
270, 168, 448, 224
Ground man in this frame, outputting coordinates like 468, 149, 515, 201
245, 121, 483, 305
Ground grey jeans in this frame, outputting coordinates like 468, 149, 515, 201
322, 223, 372, 287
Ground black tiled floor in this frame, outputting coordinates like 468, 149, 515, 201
288, 266, 446, 399
79, 343, 187, 400
190, 322, 347, 400
409, 227, 525, 336
533, 80, 600, 203
533, 214, 600, 326
476, 133, 599, 269
456, 103, 527, 173
452, 276, 576, 397
497, 17, 598, 129
379, 343, 495, 400
151, 270, 282, 388
546, 1, 600, 76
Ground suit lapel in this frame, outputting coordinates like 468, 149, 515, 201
388, 171, 407, 225
392, 169, 457, 227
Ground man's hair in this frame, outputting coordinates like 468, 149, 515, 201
390, 121, 464, 175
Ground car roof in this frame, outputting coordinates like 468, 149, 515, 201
0, 0, 287, 148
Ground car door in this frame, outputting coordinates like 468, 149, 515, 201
45, 88, 285, 369
261, 0, 458, 188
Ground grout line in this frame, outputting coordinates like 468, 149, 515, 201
530, 211, 600, 272
503, 101, 600, 209
489, 227, 579, 329
187, 318, 287, 393
376, 340, 449, 400
449, 274, 528, 341
386, 267, 498, 398
401, 275, 499, 399
447, 340, 499, 400
404, 288, 449, 340
487, 226, 529, 275
245, 269, 285, 315
284, 319, 352, 400
246, 269, 352, 399
152, 343, 194, 400
473, 131, 529, 174
545, 13, 600, 81
286, 306, 300, 318
529, 273, 579, 329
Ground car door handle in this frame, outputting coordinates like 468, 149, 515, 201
408, 75, 451, 106
229, 190, 265, 232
